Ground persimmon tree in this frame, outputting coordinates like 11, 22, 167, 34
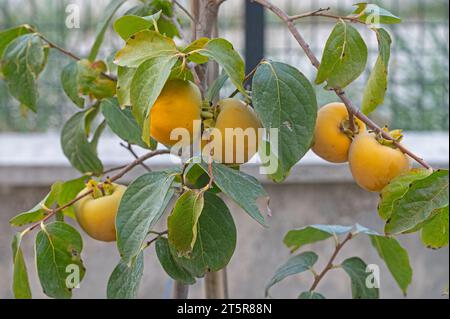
1, 0, 448, 300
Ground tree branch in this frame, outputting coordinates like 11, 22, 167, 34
26, 149, 171, 232
309, 233, 353, 292
251, 0, 433, 170
120, 142, 152, 172
289, 8, 363, 24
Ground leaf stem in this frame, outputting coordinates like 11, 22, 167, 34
251, 0, 433, 170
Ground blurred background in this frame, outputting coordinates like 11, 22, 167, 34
0, 0, 448, 299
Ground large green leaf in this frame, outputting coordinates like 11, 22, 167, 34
195, 38, 246, 96
130, 54, 178, 129
155, 237, 195, 285
168, 190, 205, 256
341, 257, 379, 299
361, 28, 392, 115
385, 170, 449, 234
116, 66, 135, 107
11, 233, 32, 299
2, 33, 49, 111
265, 251, 318, 297
61, 61, 84, 108
253, 61, 317, 182
378, 169, 432, 221
101, 98, 147, 148
9, 182, 62, 227
200, 162, 267, 226
298, 291, 325, 299
0, 24, 33, 58
107, 253, 144, 299
169, 192, 236, 278
421, 206, 449, 249
352, 3, 401, 25
61, 110, 104, 175
57, 177, 87, 219
116, 170, 177, 263
284, 225, 353, 252
114, 12, 162, 40
35, 222, 85, 299
114, 30, 177, 68
315, 20, 368, 89
88, 0, 127, 61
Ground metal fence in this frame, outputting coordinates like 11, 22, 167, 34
0, 0, 448, 132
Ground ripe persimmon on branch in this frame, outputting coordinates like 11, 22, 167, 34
251, 0, 432, 170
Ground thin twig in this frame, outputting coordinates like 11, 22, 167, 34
309, 233, 353, 292
120, 142, 152, 172
251, 0, 433, 170
229, 63, 260, 98
174, 0, 197, 23
38, 34, 117, 82
289, 8, 363, 24
103, 164, 128, 175
25, 149, 171, 232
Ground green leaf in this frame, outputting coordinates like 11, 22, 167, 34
61, 61, 84, 108
116, 66, 135, 107
284, 225, 353, 252
114, 12, 162, 40
265, 251, 318, 297
168, 192, 236, 278
196, 38, 246, 96
253, 61, 318, 182
61, 110, 104, 175
116, 170, 177, 263
206, 70, 228, 102
90, 120, 107, 151
9, 182, 62, 226
361, 28, 392, 115
378, 169, 432, 221
130, 54, 178, 128
200, 162, 268, 226
370, 235, 412, 296
421, 206, 449, 249
155, 237, 196, 285
1, 33, 49, 111
57, 177, 87, 219
35, 222, 85, 299
298, 291, 325, 299
315, 20, 368, 89
76, 60, 116, 99
107, 253, 144, 299
341, 257, 379, 299
385, 170, 449, 234
101, 98, 147, 148
168, 190, 205, 256
88, 0, 127, 61
114, 30, 177, 68
184, 37, 210, 64
0, 24, 33, 58
352, 3, 402, 25
12, 233, 32, 299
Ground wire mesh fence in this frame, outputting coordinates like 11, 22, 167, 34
0, 0, 448, 132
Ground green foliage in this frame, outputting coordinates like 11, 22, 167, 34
12, 233, 32, 299
284, 225, 353, 252
76, 60, 116, 99
168, 190, 205, 256
352, 3, 402, 25
341, 257, 379, 299
421, 206, 449, 249
61, 110, 104, 175
1, 33, 49, 111
298, 291, 325, 299
316, 20, 368, 89
385, 170, 449, 234
0, 24, 33, 57
253, 60, 318, 182
107, 253, 144, 299
362, 28, 392, 115
114, 12, 162, 40
61, 61, 85, 108
200, 162, 268, 226
35, 222, 85, 299
116, 170, 177, 263
265, 251, 318, 297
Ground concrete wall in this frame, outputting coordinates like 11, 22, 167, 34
0, 133, 448, 299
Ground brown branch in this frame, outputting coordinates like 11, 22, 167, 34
251, 0, 433, 170
120, 142, 152, 172
103, 164, 128, 175
229, 62, 260, 98
26, 149, 171, 232
38, 34, 117, 82
309, 233, 353, 292
289, 8, 364, 24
